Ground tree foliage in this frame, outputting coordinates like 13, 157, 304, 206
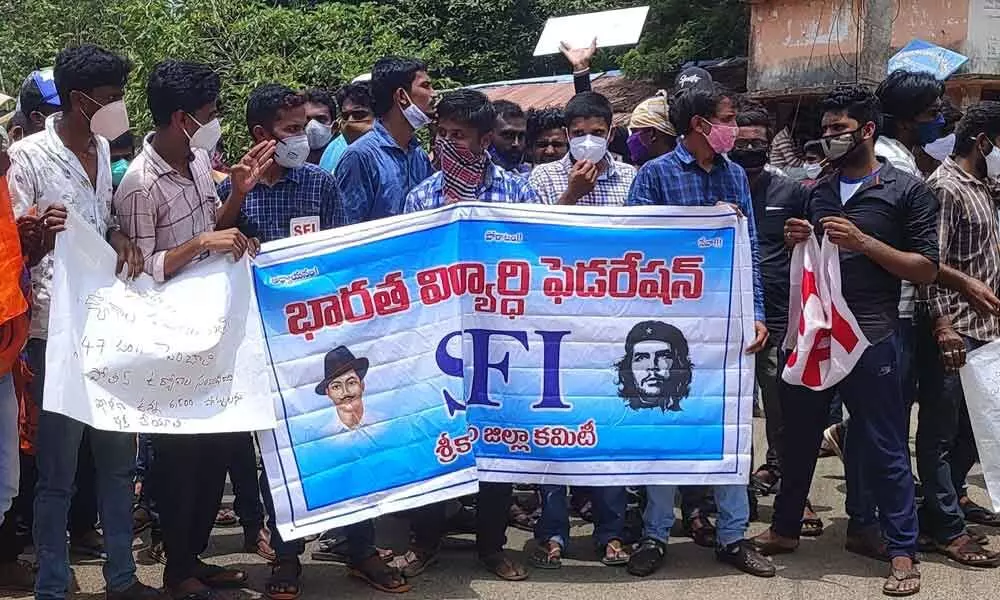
0, 0, 747, 155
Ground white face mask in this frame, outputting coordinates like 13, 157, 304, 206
568, 133, 607, 163
984, 141, 1000, 180
186, 115, 223, 152
400, 91, 432, 131
81, 93, 129, 140
274, 134, 310, 168
305, 119, 334, 149
923, 132, 955, 162
803, 162, 824, 179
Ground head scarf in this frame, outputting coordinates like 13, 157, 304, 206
629, 91, 676, 137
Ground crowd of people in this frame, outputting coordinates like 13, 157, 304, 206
0, 38, 999, 600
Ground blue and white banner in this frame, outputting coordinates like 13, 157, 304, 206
255, 203, 754, 540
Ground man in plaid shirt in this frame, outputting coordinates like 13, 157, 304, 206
528, 91, 636, 206
404, 89, 538, 212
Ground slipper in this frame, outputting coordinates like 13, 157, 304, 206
214, 507, 239, 528
601, 539, 630, 566
194, 563, 248, 589
750, 465, 780, 497
882, 566, 920, 597
265, 559, 302, 600
934, 535, 1000, 567
480, 552, 529, 581
529, 541, 562, 569
348, 555, 411, 593
801, 500, 824, 537
962, 500, 1000, 527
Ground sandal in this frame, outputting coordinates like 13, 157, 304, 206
961, 499, 1000, 527
750, 465, 780, 497
529, 540, 562, 569
265, 559, 302, 600
626, 537, 666, 577
194, 562, 248, 589
684, 512, 717, 548
311, 534, 349, 563
601, 539, 630, 566
882, 566, 921, 597
480, 552, 529, 581
348, 554, 411, 593
934, 534, 1000, 567
245, 527, 276, 562
401, 547, 439, 578
214, 507, 239, 528
509, 503, 538, 532
132, 503, 153, 535
967, 526, 991, 546
801, 499, 824, 537
749, 529, 799, 556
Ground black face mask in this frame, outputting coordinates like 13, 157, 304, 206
729, 147, 768, 171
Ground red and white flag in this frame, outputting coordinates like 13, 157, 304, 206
782, 235, 870, 390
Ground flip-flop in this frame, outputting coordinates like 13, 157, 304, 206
801, 500, 824, 537
934, 536, 1000, 567
529, 542, 562, 569
600, 539, 630, 566
348, 556, 411, 593
481, 552, 529, 581
882, 567, 920, 597
962, 500, 1000, 527
265, 560, 302, 600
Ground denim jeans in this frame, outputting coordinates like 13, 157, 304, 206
0, 373, 17, 523
916, 332, 985, 543
29, 340, 137, 599
535, 485, 626, 549
644, 484, 748, 547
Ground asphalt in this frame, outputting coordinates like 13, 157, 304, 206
4, 415, 1000, 600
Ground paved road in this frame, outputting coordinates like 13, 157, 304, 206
5, 416, 999, 600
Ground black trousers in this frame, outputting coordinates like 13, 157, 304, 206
153, 432, 233, 587
225, 433, 263, 533
406, 483, 512, 557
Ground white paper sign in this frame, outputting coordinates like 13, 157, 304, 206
533, 6, 650, 56
44, 209, 276, 434
959, 339, 1000, 512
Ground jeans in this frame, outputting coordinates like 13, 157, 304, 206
916, 332, 985, 543
535, 485, 626, 549
29, 340, 138, 600
0, 373, 17, 522
644, 484, 748, 547
773, 332, 918, 557
259, 468, 375, 563
755, 342, 782, 471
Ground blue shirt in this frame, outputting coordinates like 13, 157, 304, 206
218, 163, 352, 244
404, 163, 540, 213
626, 142, 766, 322
335, 120, 434, 222
318, 135, 348, 173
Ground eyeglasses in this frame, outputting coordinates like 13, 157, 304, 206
732, 139, 769, 151
341, 109, 374, 123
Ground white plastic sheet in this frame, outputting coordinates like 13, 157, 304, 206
959, 339, 1000, 512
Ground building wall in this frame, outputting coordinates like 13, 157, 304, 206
747, 0, 973, 94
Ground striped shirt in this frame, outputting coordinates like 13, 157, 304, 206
529, 153, 636, 206
113, 133, 218, 283
920, 157, 1000, 342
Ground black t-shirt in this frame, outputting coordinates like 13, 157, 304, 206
750, 171, 809, 343
804, 160, 939, 343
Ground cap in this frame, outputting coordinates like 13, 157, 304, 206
674, 67, 714, 93
625, 320, 688, 350
17, 68, 61, 115
629, 91, 676, 137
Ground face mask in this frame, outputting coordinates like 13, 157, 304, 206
305, 119, 334, 149
111, 158, 129, 187
917, 114, 946, 146
80, 93, 129, 140
923, 132, 955, 162
186, 115, 223, 152
400, 91, 432, 131
274, 134, 310, 168
700, 117, 738, 155
728, 147, 768, 171
569, 133, 607, 163
818, 128, 862, 162
803, 162, 824, 179
982, 139, 1000, 180
627, 131, 650, 164
435, 136, 490, 203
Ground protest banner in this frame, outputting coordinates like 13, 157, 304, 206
44, 209, 275, 434
960, 339, 1000, 512
255, 203, 754, 540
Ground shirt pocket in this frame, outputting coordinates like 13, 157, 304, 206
759, 205, 789, 239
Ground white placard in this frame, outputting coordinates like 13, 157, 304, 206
44, 208, 276, 434
960, 339, 1000, 512
533, 6, 650, 56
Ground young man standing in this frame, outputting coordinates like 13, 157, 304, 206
318, 82, 374, 174
915, 101, 1000, 567
752, 84, 938, 597
113, 59, 275, 600
625, 84, 773, 579
336, 57, 435, 222
489, 100, 529, 174
626, 93, 677, 166
7, 44, 156, 600
402, 89, 534, 583
302, 88, 337, 166
529, 92, 636, 207
525, 108, 567, 166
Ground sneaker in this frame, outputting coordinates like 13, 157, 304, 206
821, 422, 845, 461
70, 529, 107, 559
715, 540, 776, 577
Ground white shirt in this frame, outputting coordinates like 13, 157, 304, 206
839, 179, 866, 204
875, 136, 921, 320
7, 114, 115, 339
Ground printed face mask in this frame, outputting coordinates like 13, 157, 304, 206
274, 134, 310, 168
